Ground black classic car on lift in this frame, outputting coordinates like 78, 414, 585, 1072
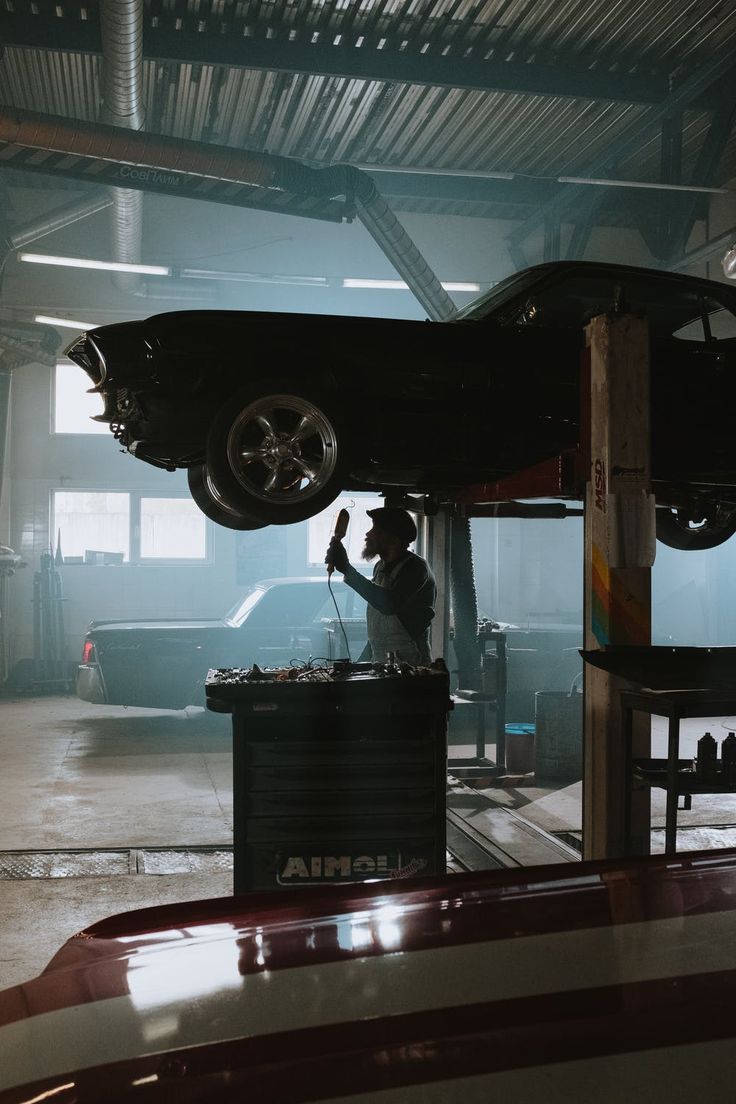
65, 261, 736, 550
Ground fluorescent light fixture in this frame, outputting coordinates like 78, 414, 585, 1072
180, 268, 327, 286
558, 176, 731, 195
343, 278, 480, 292
35, 314, 98, 330
343, 278, 407, 289
18, 252, 171, 276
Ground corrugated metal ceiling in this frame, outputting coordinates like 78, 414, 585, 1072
2, 0, 735, 179
0, 0, 734, 229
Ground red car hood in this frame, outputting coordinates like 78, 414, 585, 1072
2, 852, 736, 1101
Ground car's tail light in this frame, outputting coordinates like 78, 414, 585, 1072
82, 640, 96, 664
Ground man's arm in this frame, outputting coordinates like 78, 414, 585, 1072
326, 539, 430, 616
343, 559, 427, 615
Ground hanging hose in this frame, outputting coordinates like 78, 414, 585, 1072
449, 514, 481, 690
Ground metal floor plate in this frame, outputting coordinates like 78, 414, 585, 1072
139, 849, 234, 875
0, 845, 463, 879
0, 848, 234, 879
0, 851, 132, 879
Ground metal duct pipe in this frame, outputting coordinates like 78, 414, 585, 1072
7, 194, 113, 251
0, 334, 57, 367
100, 0, 145, 130
0, 107, 295, 191
275, 161, 456, 321
0, 107, 453, 318
449, 514, 481, 690
100, 0, 145, 293
0, 368, 11, 523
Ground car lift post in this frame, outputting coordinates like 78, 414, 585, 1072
425, 509, 451, 667
583, 312, 656, 859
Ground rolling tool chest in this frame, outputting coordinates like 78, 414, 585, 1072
206, 664, 451, 893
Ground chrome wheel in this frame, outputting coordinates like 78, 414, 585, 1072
656, 503, 736, 550
187, 464, 265, 530
226, 394, 339, 506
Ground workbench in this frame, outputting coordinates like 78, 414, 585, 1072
623, 687, 736, 856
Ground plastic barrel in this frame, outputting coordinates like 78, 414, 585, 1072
534, 691, 583, 785
505, 722, 535, 773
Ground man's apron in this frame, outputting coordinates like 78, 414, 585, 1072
366, 558, 426, 665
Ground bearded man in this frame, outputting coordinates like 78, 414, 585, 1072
325, 507, 436, 665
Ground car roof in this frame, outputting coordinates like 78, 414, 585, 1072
453, 259, 736, 325
255, 576, 348, 588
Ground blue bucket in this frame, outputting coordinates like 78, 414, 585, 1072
504, 723, 535, 773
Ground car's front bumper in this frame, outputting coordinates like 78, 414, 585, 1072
76, 663, 107, 704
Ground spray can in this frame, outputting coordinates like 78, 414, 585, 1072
696, 731, 719, 784
722, 732, 736, 786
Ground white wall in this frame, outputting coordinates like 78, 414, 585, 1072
4, 360, 318, 669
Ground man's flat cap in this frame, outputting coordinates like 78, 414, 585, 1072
367, 507, 417, 544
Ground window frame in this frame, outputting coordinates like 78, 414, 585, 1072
51, 488, 213, 566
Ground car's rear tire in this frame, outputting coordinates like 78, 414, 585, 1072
187, 463, 266, 530
656, 504, 736, 550
206, 381, 347, 525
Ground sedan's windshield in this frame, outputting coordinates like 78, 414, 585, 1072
225, 587, 266, 627
453, 268, 542, 321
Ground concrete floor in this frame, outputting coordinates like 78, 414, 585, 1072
0, 694, 235, 990
0, 694, 497, 989
3, 693, 736, 993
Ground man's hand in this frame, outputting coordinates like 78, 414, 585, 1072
325, 537, 350, 575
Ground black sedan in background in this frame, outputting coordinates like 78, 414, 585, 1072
77, 577, 367, 711
66, 262, 736, 549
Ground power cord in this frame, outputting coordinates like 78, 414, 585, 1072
327, 573, 352, 662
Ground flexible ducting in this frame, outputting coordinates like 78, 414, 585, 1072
100, 0, 145, 293
723, 243, 736, 279
0, 106, 455, 320
449, 514, 481, 690
0, 367, 10, 528
0, 327, 58, 367
275, 161, 456, 321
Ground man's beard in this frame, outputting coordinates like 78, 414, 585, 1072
361, 536, 379, 562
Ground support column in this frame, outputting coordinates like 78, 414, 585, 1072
583, 313, 656, 860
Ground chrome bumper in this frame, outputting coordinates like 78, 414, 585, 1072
76, 664, 107, 704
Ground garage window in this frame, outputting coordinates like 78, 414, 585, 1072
52, 492, 210, 564
140, 497, 208, 560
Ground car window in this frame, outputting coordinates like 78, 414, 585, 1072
672, 306, 736, 342
225, 587, 266, 627
459, 268, 736, 339
241, 583, 342, 628
314, 588, 367, 622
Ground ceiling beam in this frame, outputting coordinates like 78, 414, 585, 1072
507, 49, 736, 250
0, 14, 678, 106
669, 226, 736, 271
666, 97, 736, 260
361, 170, 552, 207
